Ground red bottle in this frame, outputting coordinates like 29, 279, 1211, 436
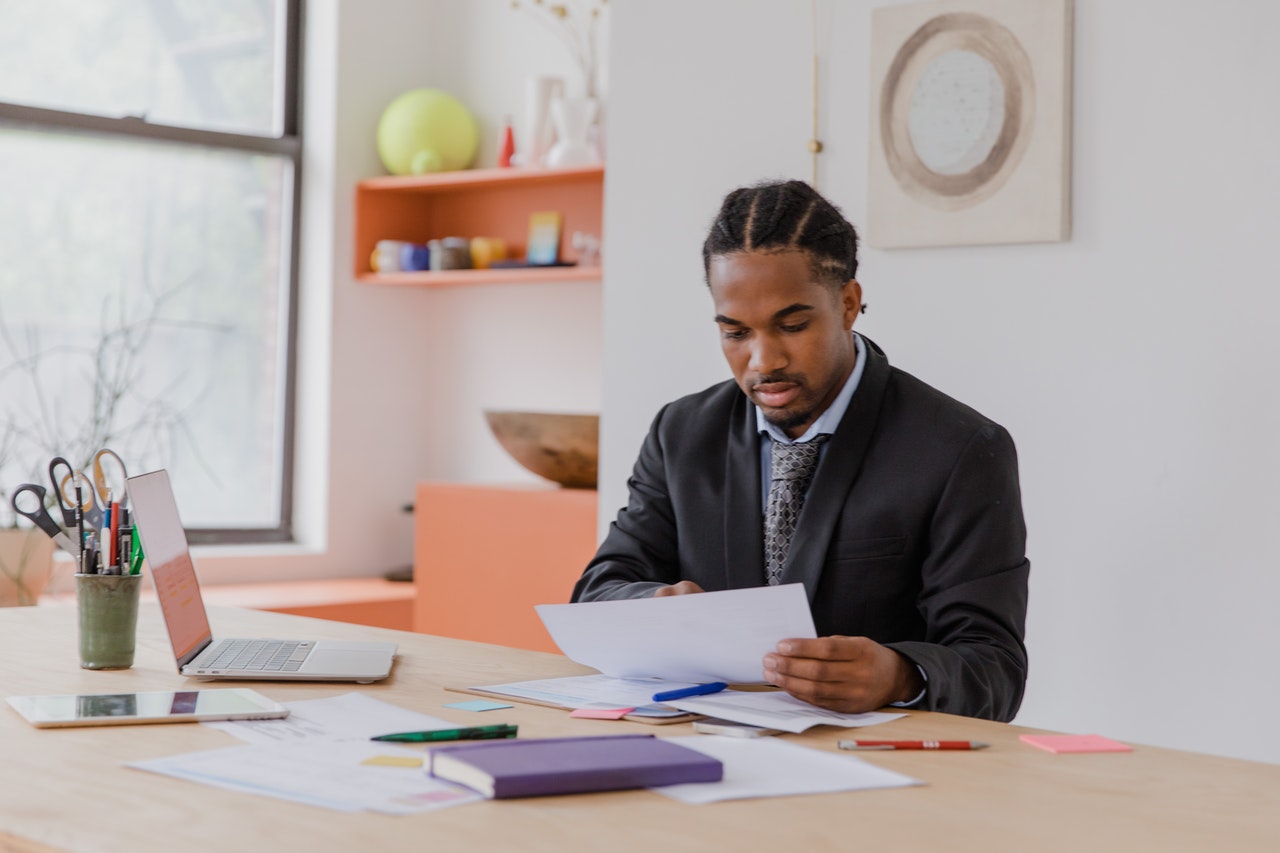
498, 116, 516, 168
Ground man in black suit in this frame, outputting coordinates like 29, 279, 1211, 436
572, 180, 1029, 722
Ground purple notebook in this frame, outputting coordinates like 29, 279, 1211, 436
428, 734, 723, 799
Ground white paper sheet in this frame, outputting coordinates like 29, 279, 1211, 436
651, 736, 922, 804
536, 584, 817, 683
471, 674, 703, 714
204, 692, 458, 745
668, 690, 906, 734
128, 741, 481, 814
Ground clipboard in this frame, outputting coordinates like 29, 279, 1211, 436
445, 686, 702, 726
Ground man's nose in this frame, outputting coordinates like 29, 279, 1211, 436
748, 335, 786, 375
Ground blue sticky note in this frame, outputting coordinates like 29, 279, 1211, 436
444, 699, 514, 712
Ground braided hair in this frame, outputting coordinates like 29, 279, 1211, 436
701, 179, 859, 290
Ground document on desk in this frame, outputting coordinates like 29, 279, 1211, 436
467, 675, 902, 733
467, 674, 701, 715
666, 690, 906, 734
536, 584, 817, 683
650, 736, 922, 804
129, 741, 481, 814
204, 692, 458, 745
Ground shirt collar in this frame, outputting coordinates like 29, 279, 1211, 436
755, 332, 866, 445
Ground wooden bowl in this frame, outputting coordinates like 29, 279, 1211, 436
484, 410, 599, 489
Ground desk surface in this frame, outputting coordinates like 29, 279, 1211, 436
2, 605, 1277, 852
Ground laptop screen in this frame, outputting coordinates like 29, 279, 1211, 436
127, 470, 213, 667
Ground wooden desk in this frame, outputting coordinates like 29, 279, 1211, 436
2, 605, 1278, 852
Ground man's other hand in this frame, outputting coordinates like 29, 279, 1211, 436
762, 636, 923, 713
652, 580, 706, 597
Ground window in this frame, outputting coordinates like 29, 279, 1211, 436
0, 0, 301, 543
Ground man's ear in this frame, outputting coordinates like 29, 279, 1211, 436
842, 279, 863, 329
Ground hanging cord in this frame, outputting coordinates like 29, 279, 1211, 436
809, 0, 824, 188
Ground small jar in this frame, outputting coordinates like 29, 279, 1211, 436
399, 242, 430, 271
371, 239, 409, 272
429, 237, 472, 271
469, 236, 507, 269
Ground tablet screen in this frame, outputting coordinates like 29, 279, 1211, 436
6, 688, 289, 728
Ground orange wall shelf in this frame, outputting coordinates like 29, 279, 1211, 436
414, 482, 598, 653
354, 164, 604, 288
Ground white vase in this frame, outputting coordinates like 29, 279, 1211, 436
546, 96, 601, 167
0, 527, 56, 606
519, 75, 565, 168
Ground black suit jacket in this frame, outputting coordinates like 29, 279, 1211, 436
572, 337, 1029, 721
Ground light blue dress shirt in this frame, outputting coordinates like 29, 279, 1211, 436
756, 332, 867, 505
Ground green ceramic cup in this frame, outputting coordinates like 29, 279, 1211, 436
76, 573, 142, 670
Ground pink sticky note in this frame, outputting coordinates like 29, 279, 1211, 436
569, 707, 635, 720
1020, 734, 1133, 754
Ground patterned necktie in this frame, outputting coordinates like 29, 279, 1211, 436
764, 435, 829, 585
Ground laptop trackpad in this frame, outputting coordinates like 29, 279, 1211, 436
304, 648, 394, 680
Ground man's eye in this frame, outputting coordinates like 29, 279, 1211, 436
780, 323, 809, 333
721, 328, 748, 341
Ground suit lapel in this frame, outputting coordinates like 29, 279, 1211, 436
724, 393, 765, 589
781, 338, 892, 603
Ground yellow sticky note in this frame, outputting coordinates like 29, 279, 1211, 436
361, 755, 424, 768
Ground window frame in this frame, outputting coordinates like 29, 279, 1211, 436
0, 0, 303, 545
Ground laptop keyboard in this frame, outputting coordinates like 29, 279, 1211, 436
198, 639, 314, 672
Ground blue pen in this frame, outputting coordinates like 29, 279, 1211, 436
100, 500, 113, 573
652, 682, 728, 703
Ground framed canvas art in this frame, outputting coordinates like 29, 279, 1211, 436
867, 0, 1073, 247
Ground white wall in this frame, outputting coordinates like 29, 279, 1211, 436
602, 0, 1280, 764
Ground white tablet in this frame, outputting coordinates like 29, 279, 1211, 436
6, 688, 290, 728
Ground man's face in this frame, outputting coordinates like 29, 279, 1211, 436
709, 250, 861, 440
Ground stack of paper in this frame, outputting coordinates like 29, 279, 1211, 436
129, 692, 924, 811
130, 693, 483, 814
468, 674, 904, 733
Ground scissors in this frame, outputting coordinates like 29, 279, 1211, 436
54, 468, 103, 531
48, 456, 80, 527
9, 483, 78, 554
91, 448, 130, 510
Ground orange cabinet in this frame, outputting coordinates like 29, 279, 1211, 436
413, 482, 598, 652
354, 164, 604, 287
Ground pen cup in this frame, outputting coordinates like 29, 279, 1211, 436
75, 572, 141, 670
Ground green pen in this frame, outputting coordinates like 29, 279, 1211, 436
371, 724, 518, 743
130, 529, 144, 575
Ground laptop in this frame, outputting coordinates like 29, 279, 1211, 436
127, 469, 397, 683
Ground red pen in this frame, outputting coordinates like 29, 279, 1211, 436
108, 497, 121, 569
838, 739, 989, 751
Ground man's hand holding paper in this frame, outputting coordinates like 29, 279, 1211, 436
763, 636, 926, 714
630, 582, 924, 714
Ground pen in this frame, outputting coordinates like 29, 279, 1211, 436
108, 498, 120, 568
117, 509, 129, 572
371, 724, 518, 743
101, 499, 113, 568
838, 740, 989, 751
117, 531, 130, 575
130, 530, 143, 575
82, 530, 98, 575
75, 484, 85, 565
652, 682, 728, 703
